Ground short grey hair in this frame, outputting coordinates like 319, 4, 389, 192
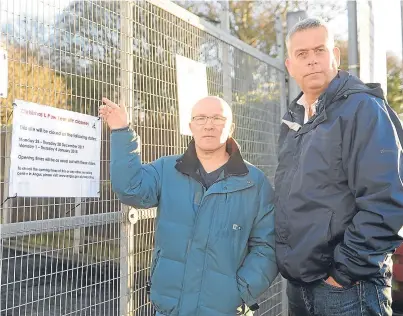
286, 17, 334, 50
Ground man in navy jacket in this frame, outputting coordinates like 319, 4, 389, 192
275, 17, 403, 316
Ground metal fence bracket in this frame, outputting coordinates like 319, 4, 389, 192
128, 208, 139, 225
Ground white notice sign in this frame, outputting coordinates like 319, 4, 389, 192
9, 100, 101, 197
0, 48, 8, 98
175, 55, 208, 136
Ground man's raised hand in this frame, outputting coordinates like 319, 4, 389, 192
99, 97, 129, 130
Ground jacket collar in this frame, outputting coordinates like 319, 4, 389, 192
283, 71, 347, 126
288, 71, 353, 114
175, 137, 249, 179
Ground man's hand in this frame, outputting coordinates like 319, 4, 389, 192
324, 276, 343, 288
99, 97, 129, 130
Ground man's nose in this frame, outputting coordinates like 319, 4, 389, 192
307, 51, 318, 66
203, 124, 214, 130
204, 118, 215, 128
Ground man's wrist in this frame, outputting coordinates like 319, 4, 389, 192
330, 266, 354, 287
111, 124, 130, 132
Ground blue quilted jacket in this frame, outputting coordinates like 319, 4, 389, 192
110, 127, 278, 316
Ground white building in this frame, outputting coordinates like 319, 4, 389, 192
358, 0, 387, 94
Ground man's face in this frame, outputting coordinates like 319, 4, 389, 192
189, 99, 234, 152
285, 26, 340, 95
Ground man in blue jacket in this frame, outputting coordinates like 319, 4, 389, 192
99, 95, 278, 315
275, 17, 403, 316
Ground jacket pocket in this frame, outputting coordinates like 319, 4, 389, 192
150, 248, 161, 280
209, 194, 229, 239
200, 270, 243, 314
375, 284, 393, 316
319, 279, 359, 291
237, 276, 257, 308
282, 209, 334, 281
320, 210, 334, 263
274, 201, 290, 243
149, 256, 181, 315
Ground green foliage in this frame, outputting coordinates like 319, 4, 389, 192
0, 46, 70, 125
386, 53, 403, 114
174, 0, 346, 57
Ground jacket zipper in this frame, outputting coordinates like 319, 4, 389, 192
178, 173, 250, 314
195, 174, 250, 316
195, 200, 218, 316
177, 179, 205, 314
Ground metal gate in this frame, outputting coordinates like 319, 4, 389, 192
0, 0, 287, 315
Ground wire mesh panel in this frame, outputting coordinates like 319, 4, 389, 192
0, 1, 286, 316
1, 1, 122, 315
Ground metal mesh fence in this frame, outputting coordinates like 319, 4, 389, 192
0, 0, 286, 315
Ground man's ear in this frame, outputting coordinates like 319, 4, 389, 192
333, 46, 341, 68
229, 123, 235, 136
189, 122, 193, 135
285, 58, 294, 78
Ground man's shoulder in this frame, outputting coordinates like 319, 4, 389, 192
337, 91, 387, 118
345, 91, 384, 104
155, 154, 182, 165
243, 160, 270, 184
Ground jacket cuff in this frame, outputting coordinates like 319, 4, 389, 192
330, 265, 354, 287
111, 124, 130, 132
237, 277, 258, 309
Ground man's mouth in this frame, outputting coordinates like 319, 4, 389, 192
305, 71, 321, 77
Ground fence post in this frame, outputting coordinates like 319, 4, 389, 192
286, 11, 307, 102
73, 198, 83, 253
274, 15, 289, 316
0, 126, 11, 302
278, 11, 308, 315
220, 0, 232, 103
1, 127, 12, 224
274, 13, 289, 316
275, 14, 287, 117
119, 1, 135, 315
347, 1, 359, 77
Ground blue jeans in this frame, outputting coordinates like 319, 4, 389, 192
287, 280, 392, 316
